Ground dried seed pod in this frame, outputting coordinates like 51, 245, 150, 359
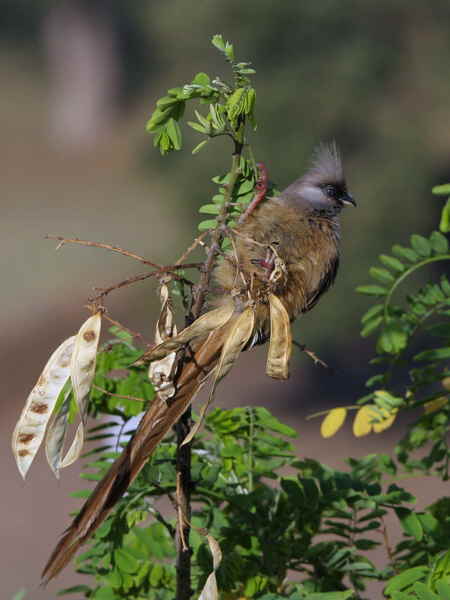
183, 307, 255, 445
198, 534, 222, 600
148, 282, 178, 401
266, 293, 292, 380
60, 312, 102, 468
45, 388, 71, 478
12, 336, 76, 478
142, 301, 235, 362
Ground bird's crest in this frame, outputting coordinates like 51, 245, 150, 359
303, 142, 344, 186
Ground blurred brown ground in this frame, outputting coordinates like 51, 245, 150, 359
2, 3, 450, 598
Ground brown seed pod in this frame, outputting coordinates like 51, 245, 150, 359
142, 301, 235, 362
183, 306, 255, 446
12, 336, 76, 478
266, 293, 292, 380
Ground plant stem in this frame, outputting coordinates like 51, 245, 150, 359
175, 406, 193, 600
174, 137, 243, 600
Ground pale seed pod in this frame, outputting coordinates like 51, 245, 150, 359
12, 336, 76, 479
60, 312, 102, 468
266, 293, 292, 380
45, 388, 71, 478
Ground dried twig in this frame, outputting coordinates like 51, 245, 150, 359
293, 340, 329, 369
46, 235, 162, 269
102, 313, 150, 345
175, 231, 209, 266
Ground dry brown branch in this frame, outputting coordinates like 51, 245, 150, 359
102, 313, 150, 345
46, 235, 163, 269
175, 231, 209, 266
293, 340, 329, 369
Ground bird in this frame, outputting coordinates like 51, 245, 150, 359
41, 142, 355, 584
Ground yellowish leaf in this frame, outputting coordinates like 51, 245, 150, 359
424, 396, 448, 414
320, 408, 347, 438
353, 404, 398, 437
266, 294, 292, 380
12, 336, 76, 478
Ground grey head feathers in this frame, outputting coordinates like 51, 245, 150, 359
302, 141, 344, 187
278, 142, 354, 214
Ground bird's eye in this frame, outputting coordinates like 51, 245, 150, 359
324, 185, 337, 198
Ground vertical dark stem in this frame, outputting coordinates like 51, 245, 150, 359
174, 139, 243, 600
175, 406, 192, 600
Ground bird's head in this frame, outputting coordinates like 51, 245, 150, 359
280, 142, 356, 214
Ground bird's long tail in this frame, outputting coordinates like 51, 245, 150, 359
41, 326, 227, 585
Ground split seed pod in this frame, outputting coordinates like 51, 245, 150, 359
59, 312, 102, 468
142, 301, 235, 362
266, 293, 292, 380
12, 336, 76, 478
198, 534, 222, 600
148, 282, 178, 401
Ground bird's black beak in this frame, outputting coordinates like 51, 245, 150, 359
342, 193, 356, 207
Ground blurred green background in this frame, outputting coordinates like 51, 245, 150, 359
2, 2, 450, 597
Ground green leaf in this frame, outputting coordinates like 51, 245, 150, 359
369, 267, 395, 284
432, 184, 450, 196
361, 316, 383, 337
412, 582, 438, 600
411, 234, 431, 257
211, 33, 225, 51
307, 593, 355, 600
356, 285, 388, 296
378, 322, 408, 354
430, 231, 449, 254
379, 254, 405, 272
188, 121, 208, 134
384, 566, 429, 594
57, 586, 92, 596
165, 118, 182, 150
414, 347, 450, 362
395, 507, 423, 540
11, 591, 27, 600
198, 219, 217, 231
192, 140, 209, 154
192, 72, 210, 86
392, 244, 419, 263
361, 303, 384, 323
440, 198, 450, 233
435, 581, 450, 599
114, 548, 139, 574
199, 204, 220, 214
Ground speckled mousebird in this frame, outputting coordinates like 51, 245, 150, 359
42, 142, 355, 583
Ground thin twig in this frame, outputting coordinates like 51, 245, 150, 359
380, 516, 397, 572
102, 313, 150, 345
46, 235, 162, 269
92, 384, 146, 403
175, 231, 209, 266
293, 340, 329, 369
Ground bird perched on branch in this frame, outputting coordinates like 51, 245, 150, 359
42, 142, 355, 583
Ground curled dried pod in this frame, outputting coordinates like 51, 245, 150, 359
266, 293, 292, 380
